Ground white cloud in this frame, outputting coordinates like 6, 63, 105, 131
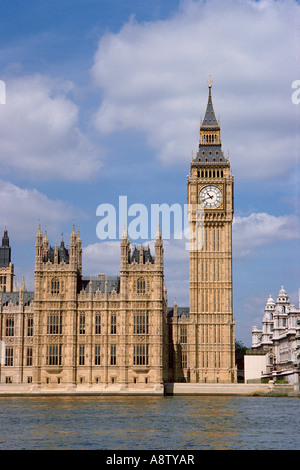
83, 241, 121, 277
233, 212, 300, 258
91, 0, 299, 179
0, 179, 77, 242
0, 74, 102, 181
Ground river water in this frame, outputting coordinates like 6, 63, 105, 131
0, 396, 299, 450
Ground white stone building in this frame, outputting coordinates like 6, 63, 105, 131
250, 286, 300, 384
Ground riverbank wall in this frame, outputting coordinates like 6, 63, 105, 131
164, 382, 299, 397
0, 382, 298, 397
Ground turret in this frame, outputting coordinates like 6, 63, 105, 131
35, 223, 43, 267
0, 227, 14, 292
155, 225, 163, 269
76, 229, 82, 274
42, 229, 49, 261
69, 224, 77, 269
120, 226, 130, 270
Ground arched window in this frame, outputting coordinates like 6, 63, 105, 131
51, 278, 60, 295
137, 278, 146, 294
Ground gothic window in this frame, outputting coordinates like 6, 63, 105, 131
0, 276, 6, 293
79, 345, 85, 366
47, 314, 62, 335
51, 278, 60, 295
27, 317, 33, 336
5, 347, 13, 366
111, 314, 117, 334
79, 314, 85, 334
5, 317, 14, 337
110, 345, 116, 365
27, 347, 33, 366
133, 344, 149, 366
180, 326, 187, 344
46, 344, 62, 366
95, 314, 101, 334
181, 352, 187, 369
134, 314, 149, 335
95, 345, 101, 365
137, 278, 146, 294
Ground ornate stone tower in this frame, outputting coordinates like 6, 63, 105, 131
0, 228, 14, 293
187, 78, 236, 383
34, 224, 82, 385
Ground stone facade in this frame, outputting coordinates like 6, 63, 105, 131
0, 226, 167, 388
180, 80, 236, 383
251, 286, 300, 384
0, 82, 237, 389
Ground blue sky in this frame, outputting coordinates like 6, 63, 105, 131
0, 0, 299, 346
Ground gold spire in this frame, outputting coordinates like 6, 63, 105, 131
208, 74, 213, 88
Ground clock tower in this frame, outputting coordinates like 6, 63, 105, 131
187, 78, 236, 383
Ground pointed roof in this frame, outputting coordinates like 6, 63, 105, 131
2, 228, 9, 247
201, 77, 219, 128
0, 228, 11, 267
193, 78, 228, 166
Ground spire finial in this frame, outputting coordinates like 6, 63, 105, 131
208, 74, 213, 88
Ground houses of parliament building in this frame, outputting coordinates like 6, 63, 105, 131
0, 82, 237, 392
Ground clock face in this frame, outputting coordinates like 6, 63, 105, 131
199, 185, 222, 208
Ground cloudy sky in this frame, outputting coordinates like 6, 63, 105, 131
0, 0, 299, 345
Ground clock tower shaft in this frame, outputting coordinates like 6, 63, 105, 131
187, 80, 236, 383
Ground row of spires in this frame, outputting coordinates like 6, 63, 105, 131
35, 223, 82, 269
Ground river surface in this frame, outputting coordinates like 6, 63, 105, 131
0, 396, 299, 450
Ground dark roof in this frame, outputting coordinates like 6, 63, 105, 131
45, 242, 69, 264
0, 229, 11, 267
167, 306, 190, 319
195, 145, 226, 165
201, 85, 219, 128
1, 291, 34, 307
130, 246, 154, 264
79, 277, 120, 294
193, 85, 229, 166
